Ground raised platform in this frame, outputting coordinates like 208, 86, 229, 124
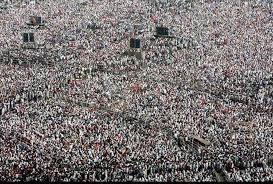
0, 47, 60, 66
123, 49, 145, 60
154, 34, 176, 39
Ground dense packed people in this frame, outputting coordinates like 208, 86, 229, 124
0, 0, 273, 182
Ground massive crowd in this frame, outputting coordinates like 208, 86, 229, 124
0, 0, 273, 182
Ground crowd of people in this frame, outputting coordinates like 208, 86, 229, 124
0, 0, 273, 182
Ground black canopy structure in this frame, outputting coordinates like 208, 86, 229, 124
129, 38, 141, 49
156, 27, 169, 36
23, 32, 35, 43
